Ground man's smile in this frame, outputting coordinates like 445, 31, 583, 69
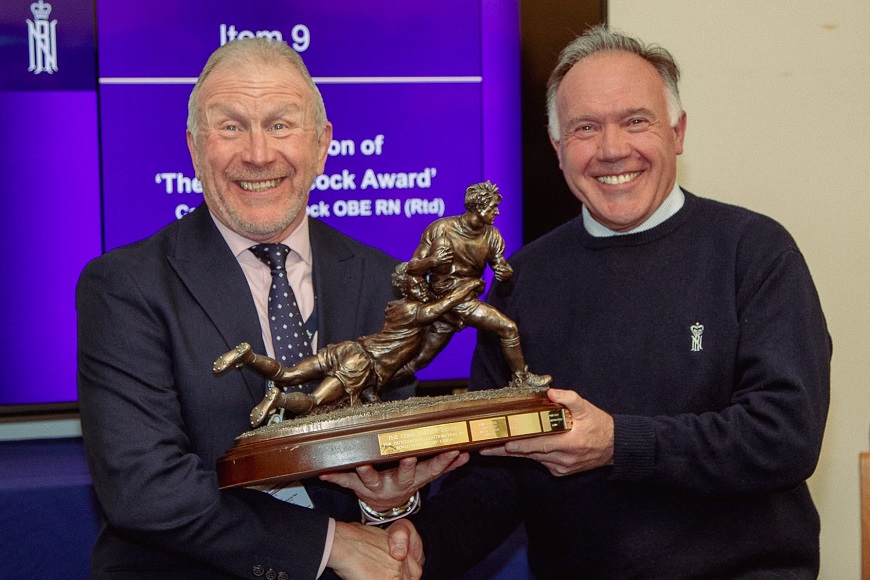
238, 178, 282, 192
596, 171, 641, 185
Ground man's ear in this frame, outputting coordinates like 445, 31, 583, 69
549, 134, 564, 170
673, 111, 687, 156
316, 122, 333, 174
186, 131, 199, 177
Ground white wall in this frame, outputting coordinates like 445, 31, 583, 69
609, 2, 870, 578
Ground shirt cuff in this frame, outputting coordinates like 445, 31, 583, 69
317, 518, 335, 579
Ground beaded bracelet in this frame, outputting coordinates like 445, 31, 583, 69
359, 491, 421, 525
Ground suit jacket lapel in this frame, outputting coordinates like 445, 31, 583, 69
167, 207, 267, 402
309, 219, 365, 346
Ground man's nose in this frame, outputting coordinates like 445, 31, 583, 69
244, 129, 276, 166
596, 126, 631, 162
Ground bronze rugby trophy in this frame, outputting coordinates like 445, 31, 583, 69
215, 182, 571, 489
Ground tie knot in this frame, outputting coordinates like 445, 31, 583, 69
250, 243, 290, 272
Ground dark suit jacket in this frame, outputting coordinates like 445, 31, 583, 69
77, 206, 401, 579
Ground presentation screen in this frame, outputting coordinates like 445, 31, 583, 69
0, 0, 521, 409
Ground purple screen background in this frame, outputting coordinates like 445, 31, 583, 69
0, 0, 101, 407
0, 0, 520, 408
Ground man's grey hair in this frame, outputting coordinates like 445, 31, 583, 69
187, 38, 327, 143
546, 24, 682, 140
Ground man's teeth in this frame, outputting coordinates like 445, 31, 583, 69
239, 179, 280, 192
597, 172, 640, 185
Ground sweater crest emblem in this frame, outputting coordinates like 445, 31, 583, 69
690, 322, 704, 352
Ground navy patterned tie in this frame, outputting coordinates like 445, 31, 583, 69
249, 244, 312, 367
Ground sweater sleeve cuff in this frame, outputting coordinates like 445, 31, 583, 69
610, 414, 656, 482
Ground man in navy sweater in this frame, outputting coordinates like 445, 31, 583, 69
387, 24, 831, 579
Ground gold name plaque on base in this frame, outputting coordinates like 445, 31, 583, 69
377, 409, 569, 456
217, 386, 571, 489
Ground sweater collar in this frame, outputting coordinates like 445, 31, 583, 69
582, 183, 684, 237
577, 188, 696, 250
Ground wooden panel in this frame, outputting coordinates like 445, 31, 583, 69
519, 1, 605, 244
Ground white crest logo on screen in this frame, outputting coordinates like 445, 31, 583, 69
690, 322, 704, 352
27, 0, 58, 74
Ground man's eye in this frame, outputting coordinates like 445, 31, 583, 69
271, 123, 286, 131
224, 125, 238, 132
566, 124, 596, 139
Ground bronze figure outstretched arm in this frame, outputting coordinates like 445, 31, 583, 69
415, 278, 484, 324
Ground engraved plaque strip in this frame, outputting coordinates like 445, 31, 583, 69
378, 421, 470, 456
507, 411, 543, 436
542, 409, 568, 432
469, 417, 508, 441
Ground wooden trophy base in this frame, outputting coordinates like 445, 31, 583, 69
217, 386, 571, 489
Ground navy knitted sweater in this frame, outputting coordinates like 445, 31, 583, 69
415, 191, 831, 579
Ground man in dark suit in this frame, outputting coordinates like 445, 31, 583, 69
77, 38, 459, 579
